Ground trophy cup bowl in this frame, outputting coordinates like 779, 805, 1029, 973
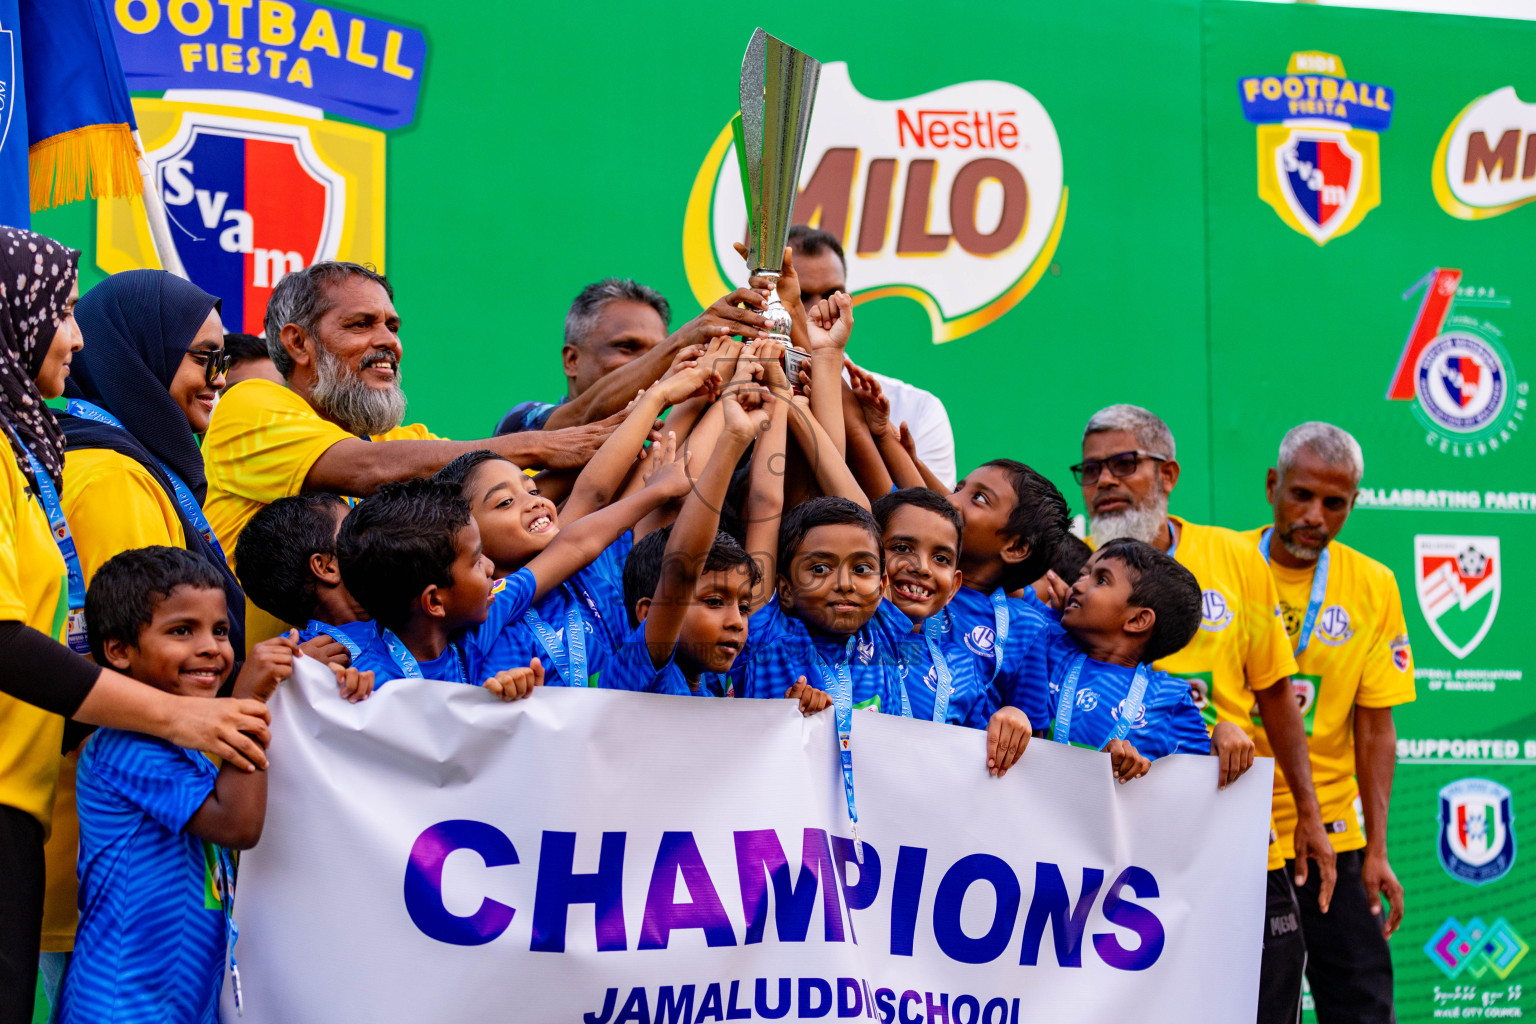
735, 27, 821, 387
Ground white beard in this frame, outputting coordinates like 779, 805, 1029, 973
311, 343, 407, 437
1089, 490, 1170, 548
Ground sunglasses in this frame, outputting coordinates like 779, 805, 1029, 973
1069, 450, 1168, 486
186, 347, 232, 387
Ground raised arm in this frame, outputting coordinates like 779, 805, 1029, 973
744, 355, 790, 611
898, 421, 949, 494
543, 289, 773, 429
848, 361, 925, 490
841, 380, 894, 499
803, 290, 853, 460
787, 392, 870, 510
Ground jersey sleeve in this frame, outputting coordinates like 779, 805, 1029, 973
63, 451, 185, 584
379, 423, 442, 442
993, 613, 1063, 731
0, 459, 32, 623
202, 381, 353, 504
87, 732, 214, 836
602, 621, 670, 693
732, 603, 793, 700
1356, 574, 1416, 709
1238, 545, 1299, 691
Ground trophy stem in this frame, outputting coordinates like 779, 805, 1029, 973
753, 267, 811, 391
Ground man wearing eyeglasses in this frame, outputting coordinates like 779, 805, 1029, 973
1071, 404, 1337, 1024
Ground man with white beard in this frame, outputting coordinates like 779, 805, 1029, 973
1242, 423, 1412, 1024
202, 262, 619, 649
1073, 404, 1336, 1024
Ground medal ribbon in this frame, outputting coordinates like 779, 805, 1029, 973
304, 620, 363, 663
381, 627, 468, 684
523, 588, 588, 687
922, 613, 957, 723
1052, 651, 1149, 748
1259, 527, 1330, 657
987, 589, 1010, 682
4, 422, 87, 654
65, 399, 229, 565
811, 635, 863, 854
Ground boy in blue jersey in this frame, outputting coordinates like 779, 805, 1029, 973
234, 493, 370, 672
872, 488, 1031, 775
607, 371, 829, 712
338, 450, 690, 692
62, 547, 369, 1024
1046, 539, 1255, 784
946, 459, 1073, 729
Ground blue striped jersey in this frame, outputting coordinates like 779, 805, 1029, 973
729, 598, 917, 712
62, 729, 222, 1024
897, 607, 993, 728
946, 584, 1060, 729
604, 619, 735, 697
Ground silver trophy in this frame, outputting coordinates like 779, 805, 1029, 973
734, 28, 821, 386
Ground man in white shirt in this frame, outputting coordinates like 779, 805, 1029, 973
787, 225, 958, 489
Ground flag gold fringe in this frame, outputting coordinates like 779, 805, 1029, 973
29, 123, 143, 213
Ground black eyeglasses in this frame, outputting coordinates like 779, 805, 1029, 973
186, 348, 232, 386
1069, 450, 1168, 486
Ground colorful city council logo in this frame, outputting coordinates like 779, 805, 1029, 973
684, 62, 1066, 344
1425, 916, 1529, 980
1237, 51, 1394, 245
1386, 268, 1526, 459
1439, 778, 1516, 886
97, 1, 423, 332
1433, 86, 1536, 220
1415, 535, 1501, 660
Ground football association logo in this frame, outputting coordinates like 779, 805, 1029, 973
1386, 268, 1525, 459
1439, 778, 1517, 886
1415, 535, 1501, 660
1238, 51, 1394, 245
1199, 590, 1233, 632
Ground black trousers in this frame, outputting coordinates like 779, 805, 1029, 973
1258, 866, 1306, 1024
0, 804, 43, 1024
1288, 848, 1396, 1024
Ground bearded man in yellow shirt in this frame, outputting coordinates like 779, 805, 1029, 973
202, 262, 636, 648
1248, 422, 1412, 1024
1075, 404, 1336, 1024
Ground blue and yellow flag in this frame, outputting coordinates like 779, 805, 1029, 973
0, 0, 140, 226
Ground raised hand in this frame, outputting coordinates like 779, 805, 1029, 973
641, 431, 692, 500
807, 291, 854, 353
847, 359, 892, 436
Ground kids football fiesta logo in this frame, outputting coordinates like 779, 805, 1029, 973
1439, 778, 1517, 886
1237, 51, 1394, 245
684, 63, 1066, 344
1415, 535, 1501, 660
1386, 268, 1526, 460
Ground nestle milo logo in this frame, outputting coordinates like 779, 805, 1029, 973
684, 63, 1065, 344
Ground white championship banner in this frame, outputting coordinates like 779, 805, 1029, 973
221, 658, 1274, 1023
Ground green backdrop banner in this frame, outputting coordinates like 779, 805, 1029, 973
31, 1, 1535, 1019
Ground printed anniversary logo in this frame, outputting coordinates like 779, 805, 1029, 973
684, 62, 1066, 344
96, 0, 424, 332
1434, 86, 1536, 220
1386, 267, 1526, 459
1415, 534, 1501, 661
1237, 51, 1394, 245
1439, 778, 1517, 886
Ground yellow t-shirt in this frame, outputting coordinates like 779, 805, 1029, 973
61, 448, 186, 582
0, 448, 69, 827
1152, 515, 1299, 871
200, 378, 436, 647
1241, 528, 1416, 861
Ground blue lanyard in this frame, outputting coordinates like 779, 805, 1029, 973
523, 589, 588, 687
212, 843, 242, 1015
987, 588, 1010, 682
64, 399, 229, 565
3, 422, 88, 654
305, 620, 363, 663
921, 613, 956, 723
1165, 519, 1178, 559
1052, 652, 1149, 748
810, 635, 863, 856
381, 627, 468, 684
568, 575, 613, 646
1259, 527, 1330, 657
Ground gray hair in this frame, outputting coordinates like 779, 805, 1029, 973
1083, 404, 1176, 460
564, 278, 670, 349
1278, 422, 1364, 485
264, 262, 393, 378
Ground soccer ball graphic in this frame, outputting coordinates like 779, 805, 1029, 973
1457, 546, 1488, 578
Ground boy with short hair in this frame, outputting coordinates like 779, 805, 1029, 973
339, 447, 690, 693
61, 546, 368, 1023
872, 488, 1032, 774
1044, 539, 1253, 783
234, 493, 368, 665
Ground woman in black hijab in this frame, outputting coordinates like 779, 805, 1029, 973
0, 230, 269, 1024
57, 269, 246, 653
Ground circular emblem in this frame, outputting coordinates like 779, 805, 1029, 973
1075, 690, 1098, 712
1113, 697, 1148, 729
1200, 590, 1233, 632
1415, 332, 1507, 435
1316, 604, 1354, 647
965, 625, 996, 656
922, 666, 938, 693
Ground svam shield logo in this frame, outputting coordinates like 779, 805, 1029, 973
1439, 778, 1516, 886
1274, 130, 1362, 244
152, 113, 345, 334
1415, 534, 1501, 660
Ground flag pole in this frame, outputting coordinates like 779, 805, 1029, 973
133, 130, 187, 279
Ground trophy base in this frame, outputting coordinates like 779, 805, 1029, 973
777, 338, 811, 394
